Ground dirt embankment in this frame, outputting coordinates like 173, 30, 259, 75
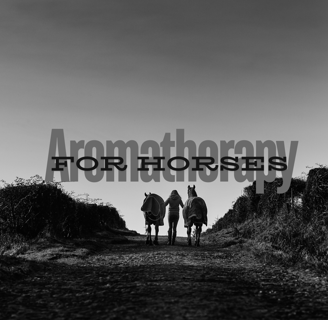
1, 230, 328, 319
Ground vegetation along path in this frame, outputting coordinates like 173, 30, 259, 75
1, 231, 328, 319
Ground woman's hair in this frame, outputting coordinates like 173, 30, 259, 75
169, 190, 180, 198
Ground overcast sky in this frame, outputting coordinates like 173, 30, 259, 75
1, 0, 328, 236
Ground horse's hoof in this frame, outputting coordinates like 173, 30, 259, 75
146, 239, 149, 245
154, 240, 159, 245
167, 241, 171, 245
188, 240, 191, 246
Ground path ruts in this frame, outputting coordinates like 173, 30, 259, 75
1, 235, 327, 319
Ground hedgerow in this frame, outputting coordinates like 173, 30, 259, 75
208, 166, 328, 265
0, 175, 125, 240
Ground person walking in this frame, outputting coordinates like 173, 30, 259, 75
164, 190, 184, 245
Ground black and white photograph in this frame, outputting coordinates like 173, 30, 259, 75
1, 1, 328, 319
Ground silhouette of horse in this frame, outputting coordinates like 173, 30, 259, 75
141, 193, 165, 245
182, 185, 207, 246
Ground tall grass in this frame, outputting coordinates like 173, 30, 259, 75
207, 166, 328, 265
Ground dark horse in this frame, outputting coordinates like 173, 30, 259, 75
182, 185, 207, 246
141, 193, 165, 245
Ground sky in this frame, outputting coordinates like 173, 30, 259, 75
1, 0, 328, 237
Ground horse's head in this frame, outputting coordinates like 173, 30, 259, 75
141, 192, 152, 211
188, 185, 198, 198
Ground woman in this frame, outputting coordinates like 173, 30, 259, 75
164, 190, 184, 245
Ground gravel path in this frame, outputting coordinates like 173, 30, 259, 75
1, 234, 328, 319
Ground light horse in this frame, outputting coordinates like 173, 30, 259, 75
141, 193, 165, 245
182, 185, 207, 246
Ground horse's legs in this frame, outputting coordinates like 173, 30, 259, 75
194, 225, 198, 246
145, 224, 149, 244
154, 225, 159, 245
146, 224, 153, 245
187, 225, 192, 246
195, 225, 202, 246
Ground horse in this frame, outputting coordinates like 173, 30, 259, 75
182, 185, 207, 246
141, 193, 165, 245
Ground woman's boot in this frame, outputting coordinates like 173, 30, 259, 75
167, 229, 172, 245
171, 231, 176, 245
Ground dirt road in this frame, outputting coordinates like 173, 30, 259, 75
1, 233, 328, 319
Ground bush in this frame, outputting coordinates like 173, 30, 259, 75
0, 175, 125, 240
302, 166, 328, 222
